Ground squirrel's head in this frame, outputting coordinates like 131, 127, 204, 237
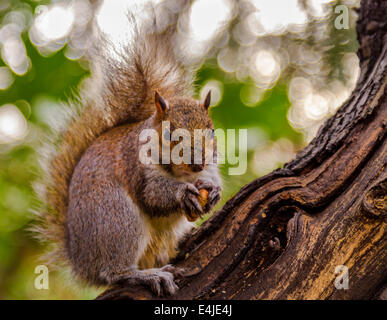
153, 91, 216, 177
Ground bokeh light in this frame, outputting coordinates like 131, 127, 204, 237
34, 5, 74, 42
200, 80, 224, 107
252, 138, 296, 176
0, 66, 14, 90
189, 0, 232, 42
0, 104, 28, 144
250, 0, 308, 35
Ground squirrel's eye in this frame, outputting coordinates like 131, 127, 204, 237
163, 129, 171, 141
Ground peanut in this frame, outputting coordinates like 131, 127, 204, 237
198, 189, 208, 208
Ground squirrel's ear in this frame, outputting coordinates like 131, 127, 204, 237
203, 90, 211, 110
155, 91, 169, 116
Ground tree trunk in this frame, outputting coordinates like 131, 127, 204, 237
98, 0, 386, 300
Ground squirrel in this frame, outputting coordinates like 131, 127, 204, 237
34, 15, 221, 296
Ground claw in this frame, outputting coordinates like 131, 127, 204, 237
187, 194, 203, 214
186, 184, 200, 195
162, 265, 184, 278
195, 179, 213, 190
197, 181, 221, 212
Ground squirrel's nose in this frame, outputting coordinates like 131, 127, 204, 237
191, 164, 204, 172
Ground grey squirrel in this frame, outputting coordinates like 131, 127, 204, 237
34, 16, 221, 296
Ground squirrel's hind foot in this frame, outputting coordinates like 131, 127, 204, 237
107, 266, 181, 296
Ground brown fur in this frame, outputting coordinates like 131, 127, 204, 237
34, 21, 194, 264
34, 15, 221, 293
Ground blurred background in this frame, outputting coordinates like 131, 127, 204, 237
0, 0, 360, 299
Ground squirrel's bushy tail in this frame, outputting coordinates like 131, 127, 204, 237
33, 14, 194, 265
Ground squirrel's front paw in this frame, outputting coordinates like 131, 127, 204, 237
176, 183, 203, 221
195, 179, 221, 213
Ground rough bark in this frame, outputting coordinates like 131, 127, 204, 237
98, 0, 386, 300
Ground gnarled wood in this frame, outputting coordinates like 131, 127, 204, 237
98, 0, 386, 300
